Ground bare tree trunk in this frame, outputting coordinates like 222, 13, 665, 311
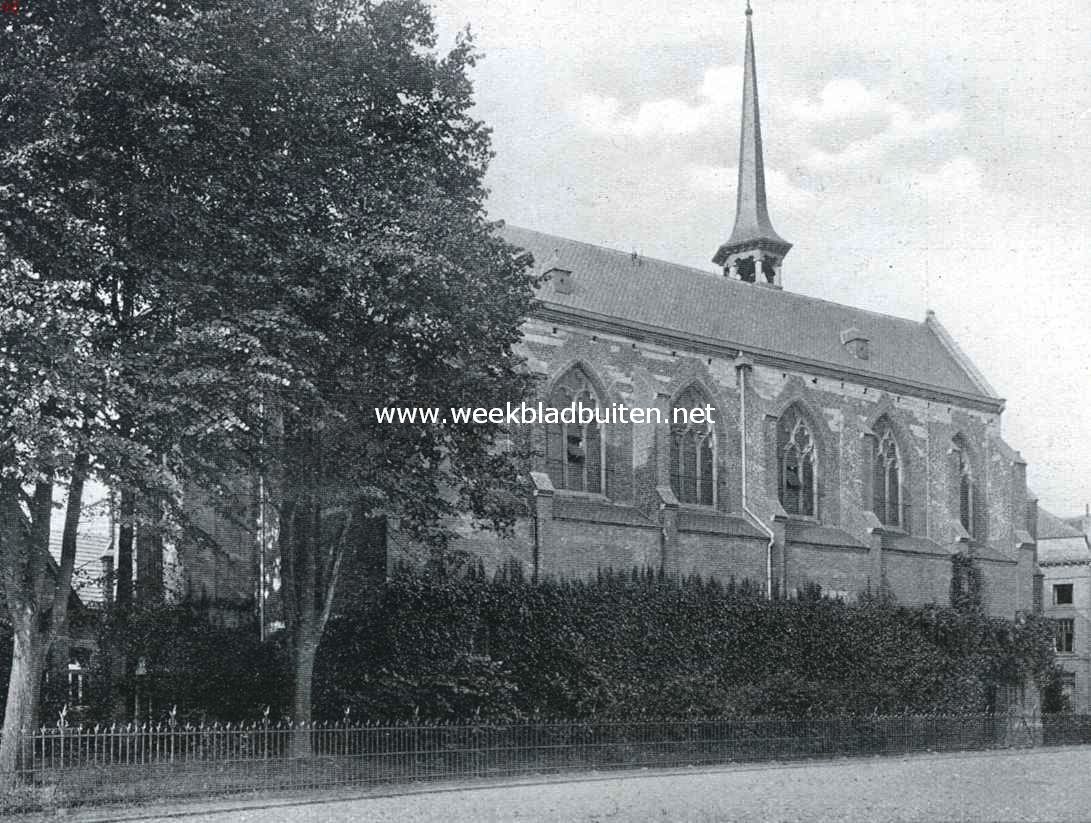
0, 610, 45, 786
0, 456, 88, 785
0, 474, 51, 785
289, 630, 318, 758
276, 414, 351, 758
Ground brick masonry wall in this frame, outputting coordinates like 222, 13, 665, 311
884, 550, 951, 608
388, 314, 1033, 620
676, 531, 769, 585
1041, 562, 1091, 712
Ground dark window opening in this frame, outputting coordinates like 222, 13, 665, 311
953, 440, 977, 539
1054, 583, 1074, 606
778, 409, 816, 517
1056, 618, 1075, 653
544, 366, 604, 494
670, 386, 715, 506
762, 258, 777, 283
872, 424, 902, 528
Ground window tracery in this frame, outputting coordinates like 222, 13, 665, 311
670, 386, 715, 506
872, 420, 903, 528
778, 407, 816, 517
543, 366, 604, 493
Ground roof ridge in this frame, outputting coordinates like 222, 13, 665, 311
1039, 506, 1086, 539
506, 225, 717, 280
504, 224, 931, 330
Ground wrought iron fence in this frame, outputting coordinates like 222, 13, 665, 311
1, 712, 1084, 814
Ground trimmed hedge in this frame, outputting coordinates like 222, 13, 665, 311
313, 565, 1059, 722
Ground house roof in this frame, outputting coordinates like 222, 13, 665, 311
500, 225, 1000, 407
1037, 507, 1091, 565
1039, 508, 1086, 541
49, 529, 112, 604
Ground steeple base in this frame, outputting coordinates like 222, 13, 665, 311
715, 240, 791, 288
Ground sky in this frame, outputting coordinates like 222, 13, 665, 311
430, 0, 1091, 519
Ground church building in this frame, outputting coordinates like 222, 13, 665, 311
393, 3, 1041, 617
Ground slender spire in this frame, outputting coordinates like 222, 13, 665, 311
714, 2, 791, 286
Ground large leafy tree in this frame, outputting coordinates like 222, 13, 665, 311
193, 0, 539, 753
0, 0, 279, 777
1, 0, 537, 767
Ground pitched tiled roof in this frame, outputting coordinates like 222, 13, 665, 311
501, 225, 998, 405
1039, 508, 1085, 540
49, 529, 112, 604
1038, 507, 1091, 565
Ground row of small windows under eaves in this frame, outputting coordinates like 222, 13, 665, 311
539, 365, 985, 535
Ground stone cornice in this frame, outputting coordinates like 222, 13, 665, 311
530, 305, 1006, 415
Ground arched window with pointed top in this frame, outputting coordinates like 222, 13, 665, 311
670, 386, 715, 506
952, 436, 975, 537
778, 407, 817, 517
543, 365, 604, 494
872, 419, 903, 528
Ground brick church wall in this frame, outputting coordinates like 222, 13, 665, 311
392, 313, 1034, 621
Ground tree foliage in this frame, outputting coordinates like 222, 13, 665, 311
87, 602, 288, 724
2, 0, 538, 766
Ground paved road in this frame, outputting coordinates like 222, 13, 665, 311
70, 747, 1091, 822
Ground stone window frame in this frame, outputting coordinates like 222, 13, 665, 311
777, 404, 819, 519
950, 434, 984, 541
871, 416, 905, 530
669, 384, 717, 507
542, 363, 608, 496
1056, 617, 1075, 654
1061, 671, 1077, 703
1054, 583, 1075, 606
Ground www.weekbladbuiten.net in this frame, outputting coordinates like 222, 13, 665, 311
372, 401, 714, 426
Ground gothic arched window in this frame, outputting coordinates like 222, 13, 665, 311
543, 366, 604, 494
872, 421, 902, 528
953, 438, 975, 537
778, 408, 817, 517
670, 386, 715, 506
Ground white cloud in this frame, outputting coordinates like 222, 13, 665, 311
791, 78, 884, 123
570, 66, 742, 140
906, 155, 983, 197
792, 79, 961, 171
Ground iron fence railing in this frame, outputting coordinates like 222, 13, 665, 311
1, 712, 1084, 814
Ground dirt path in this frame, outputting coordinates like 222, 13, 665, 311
57, 746, 1091, 822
